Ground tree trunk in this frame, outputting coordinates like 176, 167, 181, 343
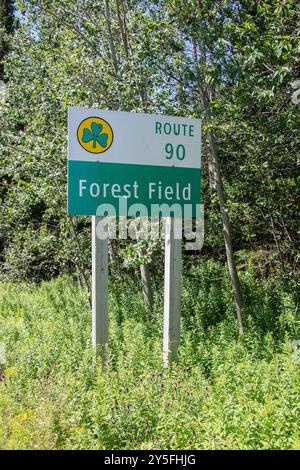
104, 0, 118, 73
206, 128, 244, 335
140, 262, 153, 319
69, 218, 92, 309
115, 0, 128, 57
115, 6, 153, 317
191, 33, 244, 334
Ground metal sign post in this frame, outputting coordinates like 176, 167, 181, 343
92, 216, 108, 362
163, 217, 182, 367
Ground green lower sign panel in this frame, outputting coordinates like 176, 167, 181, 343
68, 161, 201, 217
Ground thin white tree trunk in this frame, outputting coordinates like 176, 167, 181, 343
191, 34, 244, 335
206, 127, 244, 335
115, 0, 128, 57
104, 0, 118, 73
114, 5, 153, 316
140, 262, 153, 319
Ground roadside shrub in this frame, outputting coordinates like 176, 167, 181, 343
0, 267, 299, 449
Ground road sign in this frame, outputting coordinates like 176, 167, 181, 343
68, 107, 201, 217
67, 107, 202, 367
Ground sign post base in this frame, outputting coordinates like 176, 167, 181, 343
92, 216, 108, 363
163, 217, 182, 367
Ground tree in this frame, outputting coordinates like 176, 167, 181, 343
0, 0, 299, 333
0, 0, 14, 80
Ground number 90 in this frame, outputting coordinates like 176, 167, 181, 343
165, 143, 186, 160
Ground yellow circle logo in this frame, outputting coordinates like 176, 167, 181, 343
77, 117, 113, 154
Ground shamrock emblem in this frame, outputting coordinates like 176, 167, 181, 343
82, 121, 109, 149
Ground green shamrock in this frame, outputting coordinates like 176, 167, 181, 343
82, 121, 109, 149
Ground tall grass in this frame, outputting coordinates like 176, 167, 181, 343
0, 261, 299, 449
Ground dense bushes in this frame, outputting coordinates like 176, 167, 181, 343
0, 0, 299, 451
0, 0, 299, 284
1, 263, 299, 449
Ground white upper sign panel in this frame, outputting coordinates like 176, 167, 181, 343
68, 107, 201, 169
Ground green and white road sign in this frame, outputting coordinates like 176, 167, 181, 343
68, 107, 201, 217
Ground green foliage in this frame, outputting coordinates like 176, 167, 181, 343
0, 0, 299, 450
0, 0, 299, 282
0, 0, 15, 79
0, 266, 299, 450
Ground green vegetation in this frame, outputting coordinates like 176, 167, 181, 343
0, 0, 299, 284
1, 263, 299, 450
0, 0, 14, 80
0, 0, 299, 451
